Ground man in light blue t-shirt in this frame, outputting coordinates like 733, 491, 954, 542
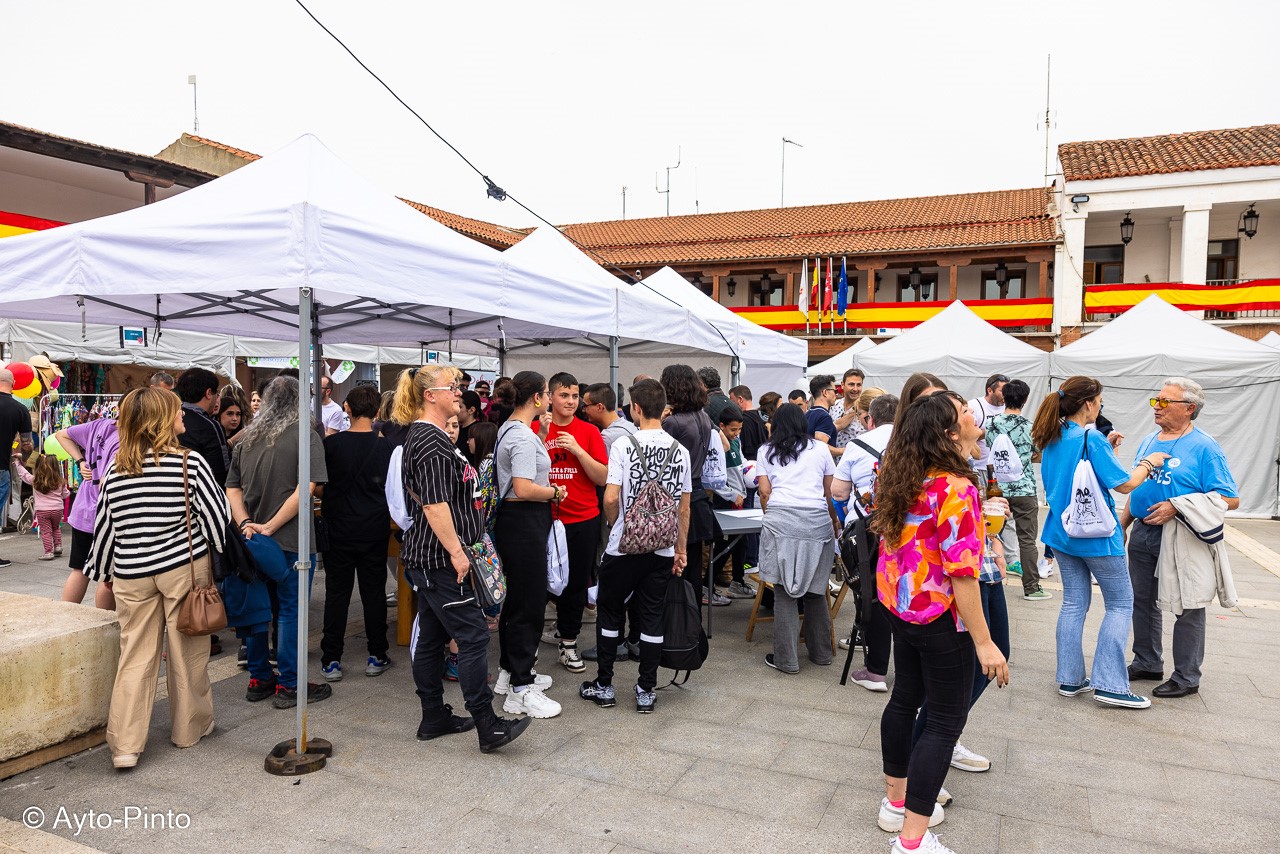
1120, 378, 1238, 700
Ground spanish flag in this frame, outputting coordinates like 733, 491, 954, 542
0, 210, 64, 239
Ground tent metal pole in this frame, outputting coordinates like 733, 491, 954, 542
296, 288, 313, 754
730, 355, 741, 388
608, 335, 619, 395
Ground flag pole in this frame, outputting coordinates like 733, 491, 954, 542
801, 257, 809, 335
842, 256, 848, 336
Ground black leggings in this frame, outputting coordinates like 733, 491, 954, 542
880, 610, 976, 818
494, 501, 552, 688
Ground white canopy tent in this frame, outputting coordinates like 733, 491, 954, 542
501, 227, 738, 384
0, 133, 723, 765
854, 301, 1051, 409
1259, 330, 1280, 350
805, 337, 878, 380
638, 266, 809, 397
1051, 295, 1280, 517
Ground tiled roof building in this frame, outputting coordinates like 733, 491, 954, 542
1059, 124, 1280, 182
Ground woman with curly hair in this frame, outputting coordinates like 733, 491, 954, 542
659, 364, 723, 606
870, 390, 1008, 853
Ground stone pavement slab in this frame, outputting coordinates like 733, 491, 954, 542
3, 520, 1280, 853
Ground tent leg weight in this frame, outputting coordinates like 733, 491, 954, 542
264, 738, 332, 776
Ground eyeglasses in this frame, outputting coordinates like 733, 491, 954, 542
1149, 398, 1194, 409
428, 384, 463, 394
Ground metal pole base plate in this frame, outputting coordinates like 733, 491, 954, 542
264, 738, 333, 776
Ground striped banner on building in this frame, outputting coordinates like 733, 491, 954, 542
1086, 280, 1280, 315
732, 298, 1054, 330
0, 210, 64, 239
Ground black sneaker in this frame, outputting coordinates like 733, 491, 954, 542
272, 682, 333, 709
237, 643, 248, 669
581, 646, 598, 662
475, 708, 532, 754
417, 704, 477, 741
0, 558, 11, 568
635, 684, 656, 714
246, 676, 277, 702
579, 680, 617, 707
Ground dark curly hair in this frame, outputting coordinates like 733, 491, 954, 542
660, 364, 708, 414
872, 391, 979, 546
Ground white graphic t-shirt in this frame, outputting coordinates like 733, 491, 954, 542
605, 428, 692, 557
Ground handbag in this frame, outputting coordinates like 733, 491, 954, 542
467, 533, 506, 608
176, 453, 229, 636
1060, 435, 1117, 539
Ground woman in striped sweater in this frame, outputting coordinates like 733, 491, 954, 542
87, 387, 230, 770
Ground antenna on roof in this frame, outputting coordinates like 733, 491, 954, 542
655, 146, 681, 216
621, 185, 627, 219
187, 75, 199, 134
1037, 55, 1058, 186
694, 166, 700, 215
781, 137, 803, 207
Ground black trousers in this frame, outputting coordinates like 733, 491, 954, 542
556, 515, 601, 642
595, 552, 671, 692
880, 610, 976, 818
407, 562, 494, 718
494, 501, 552, 688
864, 600, 893, 676
321, 538, 390, 665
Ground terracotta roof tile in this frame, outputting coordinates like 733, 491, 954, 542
559, 188, 1054, 266
180, 134, 261, 162
399, 198, 528, 248
1059, 124, 1280, 182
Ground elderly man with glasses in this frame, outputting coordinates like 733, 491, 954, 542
1119, 377, 1239, 699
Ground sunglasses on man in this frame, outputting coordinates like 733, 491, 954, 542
1149, 398, 1194, 409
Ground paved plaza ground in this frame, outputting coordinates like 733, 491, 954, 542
3, 515, 1280, 853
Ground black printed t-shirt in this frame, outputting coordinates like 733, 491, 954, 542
400, 421, 483, 572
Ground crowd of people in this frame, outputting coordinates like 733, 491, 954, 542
1, 357, 1241, 854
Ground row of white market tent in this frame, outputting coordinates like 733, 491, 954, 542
0, 132, 806, 763
805, 298, 1280, 518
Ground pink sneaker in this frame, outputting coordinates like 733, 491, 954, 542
850, 668, 888, 692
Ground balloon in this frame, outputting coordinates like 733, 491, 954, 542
4, 362, 34, 389
44, 433, 72, 462
14, 377, 41, 399
50, 375, 60, 390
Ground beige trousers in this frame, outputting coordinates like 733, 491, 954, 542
107, 556, 214, 757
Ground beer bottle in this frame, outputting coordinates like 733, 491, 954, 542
985, 465, 1002, 500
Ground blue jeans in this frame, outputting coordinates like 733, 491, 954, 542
912, 579, 1009, 743
246, 550, 316, 689
1054, 550, 1132, 694
0, 470, 10, 524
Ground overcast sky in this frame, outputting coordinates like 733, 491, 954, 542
3, 0, 1277, 229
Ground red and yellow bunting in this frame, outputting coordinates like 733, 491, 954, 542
1086, 280, 1280, 315
731, 298, 1054, 330
0, 210, 64, 239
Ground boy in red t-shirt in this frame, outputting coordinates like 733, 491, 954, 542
533, 372, 608, 673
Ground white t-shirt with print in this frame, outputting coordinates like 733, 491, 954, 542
967, 397, 1005, 467
321, 400, 349, 433
605, 429, 692, 557
755, 438, 835, 511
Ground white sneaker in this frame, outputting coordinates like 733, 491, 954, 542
502, 686, 562, 718
541, 628, 561, 646
878, 797, 944, 833
891, 831, 957, 854
950, 743, 990, 772
1038, 557, 1055, 578
493, 668, 553, 695
559, 643, 586, 673
935, 786, 952, 807
582, 605, 597, 624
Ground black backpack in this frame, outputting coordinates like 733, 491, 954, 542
659, 575, 709, 686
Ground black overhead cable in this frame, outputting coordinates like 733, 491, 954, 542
291, 0, 740, 361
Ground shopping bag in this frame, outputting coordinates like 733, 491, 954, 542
547, 519, 570, 595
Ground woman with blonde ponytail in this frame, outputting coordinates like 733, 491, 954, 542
1035, 375, 1168, 711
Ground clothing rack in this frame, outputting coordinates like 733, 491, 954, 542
37, 393, 122, 491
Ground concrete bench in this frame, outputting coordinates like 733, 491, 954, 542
0, 592, 119, 779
